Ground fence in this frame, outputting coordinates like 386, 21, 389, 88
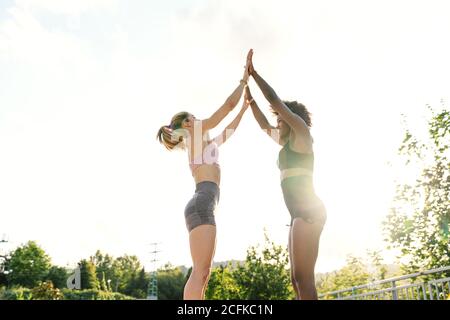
319, 265, 450, 300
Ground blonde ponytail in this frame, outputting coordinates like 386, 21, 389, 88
156, 112, 189, 150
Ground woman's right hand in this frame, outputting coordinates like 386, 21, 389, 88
242, 49, 254, 83
246, 49, 255, 76
242, 64, 250, 84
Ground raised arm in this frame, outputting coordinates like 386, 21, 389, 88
246, 86, 270, 130
247, 50, 309, 136
202, 52, 252, 131
202, 81, 246, 131
212, 98, 249, 147
246, 86, 283, 145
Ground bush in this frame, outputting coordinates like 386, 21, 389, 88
61, 289, 134, 300
1, 287, 33, 300
0, 287, 133, 300
31, 281, 63, 300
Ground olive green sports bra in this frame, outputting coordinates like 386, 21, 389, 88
278, 142, 314, 171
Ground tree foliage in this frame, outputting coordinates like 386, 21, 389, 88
157, 264, 186, 300
79, 259, 100, 290
31, 281, 63, 300
46, 266, 69, 289
383, 107, 450, 277
206, 233, 293, 300
6, 241, 51, 288
316, 255, 371, 299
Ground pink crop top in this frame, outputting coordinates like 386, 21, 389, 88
189, 141, 220, 173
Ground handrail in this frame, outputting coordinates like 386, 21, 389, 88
319, 265, 450, 297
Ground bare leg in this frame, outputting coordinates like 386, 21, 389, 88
288, 226, 300, 299
201, 232, 217, 298
290, 217, 324, 300
183, 225, 216, 300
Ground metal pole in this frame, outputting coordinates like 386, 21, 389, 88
0, 235, 9, 278
392, 281, 398, 300
147, 242, 161, 300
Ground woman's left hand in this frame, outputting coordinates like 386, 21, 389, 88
244, 85, 253, 103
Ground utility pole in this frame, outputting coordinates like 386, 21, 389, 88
147, 242, 161, 300
0, 234, 9, 273
0, 234, 7, 244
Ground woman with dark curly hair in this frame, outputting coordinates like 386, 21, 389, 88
246, 49, 326, 300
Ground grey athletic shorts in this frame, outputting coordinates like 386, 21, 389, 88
184, 181, 220, 232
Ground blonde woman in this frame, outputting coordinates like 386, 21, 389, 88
156, 53, 251, 300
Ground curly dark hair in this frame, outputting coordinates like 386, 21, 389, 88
271, 101, 312, 127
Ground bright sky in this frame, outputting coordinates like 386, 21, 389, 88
1, 0, 449, 274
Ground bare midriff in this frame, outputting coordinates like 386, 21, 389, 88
192, 164, 221, 185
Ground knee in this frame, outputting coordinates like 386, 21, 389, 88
192, 266, 212, 283
293, 271, 315, 288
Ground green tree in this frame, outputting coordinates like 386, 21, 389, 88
111, 255, 142, 293
123, 268, 148, 299
232, 233, 293, 300
46, 266, 68, 289
99, 272, 109, 292
7, 241, 51, 288
205, 264, 240, 300
89, 251, 147, 298
0, 272, 7, 287
0, 252, 9, 287
206, 233, 295, 300
90, 250, 115, 289
383, 107, 450, 277
79, 260, 100, 290
157, 264, 186, 300
316, 255, 371, 299
367, 250, 388, 282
